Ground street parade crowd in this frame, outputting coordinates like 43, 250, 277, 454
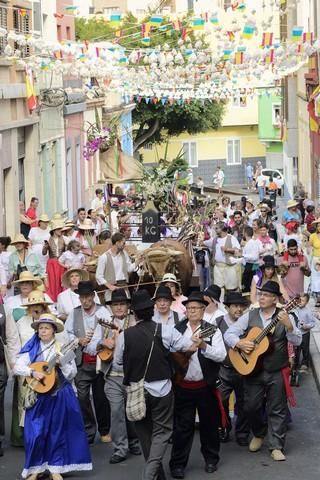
0, 181, 319, 480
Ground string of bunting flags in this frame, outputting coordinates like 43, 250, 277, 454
0, 0, 317, 104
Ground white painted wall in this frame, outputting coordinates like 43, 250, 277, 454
77, 0, 93, 18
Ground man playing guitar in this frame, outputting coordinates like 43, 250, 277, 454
224, 281, 302, 462
169, 291, 226, 479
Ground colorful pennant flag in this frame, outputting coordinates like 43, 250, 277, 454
54, 50, 63, 59
149, 15, 162, 26
292, 26, 303, 42
25, 66, 37, 113
223, 49, 233, 61
210, 16, 219, 25
64, 5, 78, 12
261, 32, 273, 47
172, 20, 181, 31
18, 8, 29, 17
303, 32, 313, 44
264, 49, 275, 64
141, 37, 150, 45
242, 25, 255, 39
235, 52, 244, 64
110, 14, 121, 24
227, 31, 235, 41
193, 18, 205, 30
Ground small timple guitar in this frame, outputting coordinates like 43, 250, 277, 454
97, 318, 120, 362
172, 323, 218, 381
228, 297, 300, 376
25, 339, 79, 393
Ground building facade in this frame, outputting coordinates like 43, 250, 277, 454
258, 89, 283, 170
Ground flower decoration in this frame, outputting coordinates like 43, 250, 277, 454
83, 110, 118, 159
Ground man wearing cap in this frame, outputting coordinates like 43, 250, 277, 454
278, 239, 310, 299
113, 289, 200, 480
65, 281, 111, 444
170, 291, 226, 478
96, 232, 136, 303
153, 286, 183, 327
90, 289, 140, 464
203, 284, 226, 324
224, 281, 302, 461
216, 292, 250, 445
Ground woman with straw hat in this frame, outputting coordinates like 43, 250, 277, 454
62, 220, 76, 246
75, 219, 97, 258
4, 271, 44, 314
8, 290, 53, 447
57, 268, 101, 321
13, 312, 92, 479
8, 235, 43, 293
43, 220, 66, 302
28, 214, 51, 272
160, 273, 187, 315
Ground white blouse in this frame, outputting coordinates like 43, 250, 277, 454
56, 288, 100, 318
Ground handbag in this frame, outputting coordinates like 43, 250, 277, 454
126, 323, 158, 422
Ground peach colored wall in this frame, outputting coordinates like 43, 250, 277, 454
56, 0, 75, 41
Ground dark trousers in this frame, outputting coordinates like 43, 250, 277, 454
0, 362, 7, 444
244, 369, 287, 451
296, 332, 311, 367
75, 362, 110, 442
242, 263, 255, 292
170, 385, 220, 470
134, 390, 173, 480
219, 366, 250, 441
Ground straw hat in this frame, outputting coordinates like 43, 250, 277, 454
62, 220, 75, 232
78, 219, 95, 230
38, 214, 50, 223
61, 268, 89, 288
49, 219, 65, 233
246, 198, 255, 206
286, 199, 299, 209
161, 273, 180, 286
13, 271, 42, 287
52, 213, 63, 220
11, 234, 29, 245
31, 313, 64, 333
23, 290, 52, 307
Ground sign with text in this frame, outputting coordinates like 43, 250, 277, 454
142, 200, 160, 243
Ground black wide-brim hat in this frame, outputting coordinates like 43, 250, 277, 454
131, 289, 155, 311
224, 292, 248, 306
182, 291, 208, 307
261, 255, 276, 269
74, 280, 95, 296
106, 288, 130, 305
154, 285, 175, 302
257, 280, 281, 297
204, 284, 222, 302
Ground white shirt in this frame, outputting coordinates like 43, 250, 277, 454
96, 250, 135, 286
183, 322, 226, 381
243, 238, 260, 263
28, 227, 50, 269
65, 305, 111, 353
256, 175, 265, 187
214, 235, 240, 263
203, 307, 226, 325
59, 251, 86, 269
153, 309, 182, 327
91, 197, 105, 215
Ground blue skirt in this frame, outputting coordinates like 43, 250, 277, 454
22, 380, 92, 478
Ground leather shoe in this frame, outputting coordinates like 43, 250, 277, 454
271, 449, 286, 461
236, 437, 249, 446
109, 454, 126, 464
129, 445, 142, 455
219, 428, 230, 443
249, 436, 264, 452
170, 467, 185, 479
205, 463, 217, 474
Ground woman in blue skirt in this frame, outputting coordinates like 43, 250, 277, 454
13, 312, 92, 480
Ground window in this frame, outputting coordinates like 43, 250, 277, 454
224, 0, 232, 10
13, 8, 30, 56
89, 7, 95, 14
66, 26, 71, 40
232, 90, 247, 108
226, 139, 241, 165
182, 142, 198, 167
0, 6, 7, 55
104, 7, 120, 15
272, 104, 281, 127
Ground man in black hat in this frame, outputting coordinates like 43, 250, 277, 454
203, 284, 225, 324
224, 281, 302, 462
90, 288, 140, 463
169, 291, 226, 478
65, 281, 112, 444
216, 292, 250, 445
153, 286, 183, 327
113, 289, 200, 480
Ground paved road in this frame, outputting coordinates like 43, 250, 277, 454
1, 372, 319, 480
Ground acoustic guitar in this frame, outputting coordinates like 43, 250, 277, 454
25, 339, 79, 394
228, 297, 300, 376
97, 318, 119, 362
173, 323, 218, 381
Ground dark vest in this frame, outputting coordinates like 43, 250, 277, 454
216, 315, 232, 368
72, 304, 103, 366
175, 319, 220, 387
0, 304, 6, 364
248, 308, 288, 372
123, 321, 172, 386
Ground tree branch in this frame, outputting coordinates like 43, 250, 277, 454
133, 119, 160, 152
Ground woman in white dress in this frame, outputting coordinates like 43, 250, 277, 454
28, 214, 50, 272
57, 268, 100, 321
0, 236, 13, 300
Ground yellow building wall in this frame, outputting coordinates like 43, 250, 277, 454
142, 125, 266, 164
